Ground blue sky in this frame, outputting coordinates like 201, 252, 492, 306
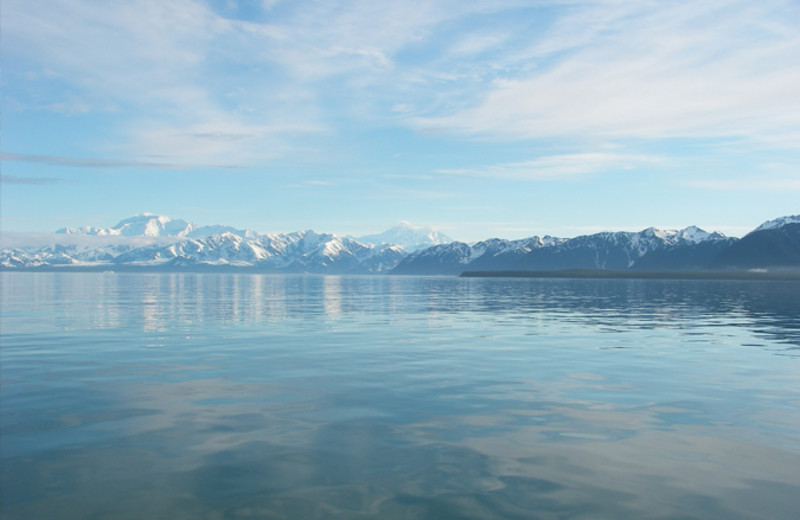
2, 0, 799, 241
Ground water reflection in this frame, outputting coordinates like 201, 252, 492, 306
323, 276, 342, 319
2, 273, 800, 519
2, 273, 798, 350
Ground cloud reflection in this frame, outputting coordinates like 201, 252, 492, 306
2, 273, 800, 518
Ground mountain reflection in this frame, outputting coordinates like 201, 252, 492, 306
4, 273, 797, 352
2, 272, 799, 519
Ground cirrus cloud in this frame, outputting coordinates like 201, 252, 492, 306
415, 0, 800, 147
437, 152, 664, 180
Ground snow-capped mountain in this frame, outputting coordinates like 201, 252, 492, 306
3, 214, 799, 272
3, 216, 410, 273
712, 220, 800, 269
112, 232, 272, 266
392, 226, 735, 274
356, 223, 452, 252
754, 215, 800, 233
285, 232, 408, 273
187, 225, 258, 239
0, 242, 137, 268
391, 236, 568, 275
56, 213, 196, 238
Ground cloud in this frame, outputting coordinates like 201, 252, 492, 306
684, 177, 800, 192
4, 0, 225, 102
415, 0, 800, 147
392, 103, 414, 113
367, 186, 458, 200
3, 0, 316, 165
448, 32, 508, 56
2, 2, 522, 135
37, 100, 93, 116
0, 231, 173, 249
287, 179, 334, 188
125, 118, 323, 167
5, 0, 798, 172
0, 174, 66, 185
437, 152, 662, 180
1, 153, 239, 170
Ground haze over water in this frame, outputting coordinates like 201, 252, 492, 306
2, 273, 799, 519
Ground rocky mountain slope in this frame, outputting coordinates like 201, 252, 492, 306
392, 218, 800, 274
710, 222, 800, 269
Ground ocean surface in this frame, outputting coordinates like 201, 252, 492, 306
1, 272, 799, 519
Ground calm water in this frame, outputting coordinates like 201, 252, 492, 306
1, 273, 799, 519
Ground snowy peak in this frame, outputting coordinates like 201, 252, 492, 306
357, 222, 452, 252
56, 225, 109, 236
754, 215, 800, 233
639, 226, 724, 245
113, 214, 195, 237
677, 225, 716, 243
188, 225, 257, 239
393, 224, 733, 274
56, 214, 196, 238
11, 213, 797, 273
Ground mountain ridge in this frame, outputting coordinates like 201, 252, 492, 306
355, 223, 453, 252
3, 214, 799, 273
390, 226, 738, 275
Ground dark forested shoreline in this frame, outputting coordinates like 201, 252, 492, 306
460, 269, 800, 281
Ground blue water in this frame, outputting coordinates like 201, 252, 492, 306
1, 273, 799, 519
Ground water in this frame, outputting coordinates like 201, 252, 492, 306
1, 272, 799, 519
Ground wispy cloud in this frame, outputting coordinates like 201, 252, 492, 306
684, 177, 800, 192
3, 0, 798, 183
415, 1, 800, 147
287, 179, 335, 188
367, 186, 459, 200
3, 0, 325, 166
1, 1, 544, 165
1, 153, 239, 170
0, 231, 174, 249
437, 152, 663, 180
0, 174, 66, 185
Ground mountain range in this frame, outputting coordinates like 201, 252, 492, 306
2, 215, 437, 273
2, 213, 799, 274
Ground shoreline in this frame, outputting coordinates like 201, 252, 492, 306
459, 269, 800, 281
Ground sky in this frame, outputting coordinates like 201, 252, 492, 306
1, 0, 799, 242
